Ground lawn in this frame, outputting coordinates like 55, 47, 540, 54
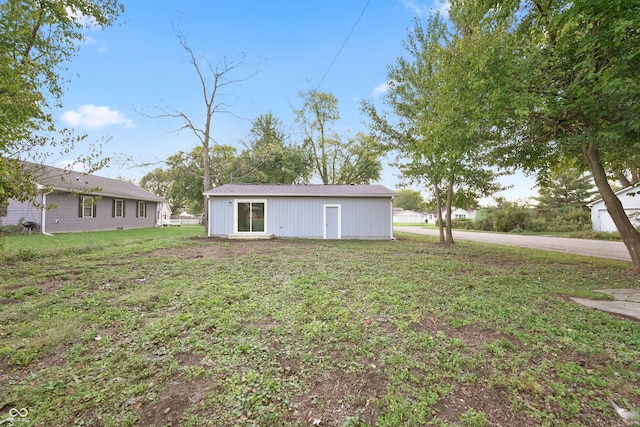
1, 227, 639, 426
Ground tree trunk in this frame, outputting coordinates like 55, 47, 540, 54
434, 183, 445, 243
616, 170, 632, 188
445, 177, 454, 244
583, 144, 640, 273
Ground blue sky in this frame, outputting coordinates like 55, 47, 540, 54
55, 0, 537, 203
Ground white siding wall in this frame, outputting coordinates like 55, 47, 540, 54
590, 187, 640, 232
208, 196, 393, 239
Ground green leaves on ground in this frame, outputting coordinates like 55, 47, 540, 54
0, 227, 638, 426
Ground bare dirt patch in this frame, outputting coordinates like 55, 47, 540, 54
40, 279, 63, 294
291, 368, 388, 426
152, 238, 312, 260
412, 314, 522, 350
434, 382, 538, 426
174, 352, 204, 367
138, 377, 211, 427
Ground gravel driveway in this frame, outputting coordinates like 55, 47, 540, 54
394, 226, 631, 262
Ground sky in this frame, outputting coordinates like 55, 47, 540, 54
53, 0, 539, 204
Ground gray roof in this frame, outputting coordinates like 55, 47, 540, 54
204, 183, 397, 198
24, 162, 165, 202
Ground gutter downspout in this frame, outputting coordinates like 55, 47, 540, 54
390, 198, 394, 240
41, 188, 54, 236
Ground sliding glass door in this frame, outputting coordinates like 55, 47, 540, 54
236, 201, 265, 233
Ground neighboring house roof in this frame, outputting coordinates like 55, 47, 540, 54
587, 184, 640, 207
204, 183, 397, 198
23, 162, 165, 202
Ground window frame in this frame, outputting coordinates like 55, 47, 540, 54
233, 199, 267, 233
114, 199, 124, 218
82, 196, 95, 218
137, 201, 146, 218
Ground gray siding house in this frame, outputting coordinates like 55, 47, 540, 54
204, 184, 397, 239
1, 162, 166, 234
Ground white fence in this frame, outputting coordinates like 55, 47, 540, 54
161, 217, 202, 226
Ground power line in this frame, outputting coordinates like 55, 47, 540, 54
315, 0, 372, 93
288, 0, 373, 134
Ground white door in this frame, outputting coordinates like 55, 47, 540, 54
324, 205, 341, 239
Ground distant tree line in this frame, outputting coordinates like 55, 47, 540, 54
141, 95, 383, 215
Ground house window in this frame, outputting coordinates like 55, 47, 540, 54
81, 196, 95, 218
0, 203, 7, 217
114, 199, 124, 218
137, 201, 146, 218
235, 200, 266, 233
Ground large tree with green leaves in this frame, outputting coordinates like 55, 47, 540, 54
534, 169, 596, 210
235, 113, 313, 184
295, 89, 383, 185
393, 189, 426, 212
140, 145, 238, 214
364, 15, 501, 243
0, 0, 123, 207
450, 0, 640, 271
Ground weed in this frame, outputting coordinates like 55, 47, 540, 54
459, 408, 488, 426
0, 228, 638, 426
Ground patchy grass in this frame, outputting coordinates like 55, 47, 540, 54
1, 228, 639, 426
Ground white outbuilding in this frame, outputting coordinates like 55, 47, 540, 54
204, 183, 397, 240
393, 209, 426, 224
587, 185, 640, 232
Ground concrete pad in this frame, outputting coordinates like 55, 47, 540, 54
571, 289, 640, 321
594, 289, 640, 303
226, 233, 274, 240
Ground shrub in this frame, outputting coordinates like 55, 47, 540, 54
493, 208, 528, 232
473, 216, 494, 231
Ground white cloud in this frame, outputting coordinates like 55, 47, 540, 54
65, 6, 99, 29
402, 0, 450, 17
401, 0, 430, 15
372, 82, 390, 98
61, 104, 134, 129
82, 35, 108, 53
436, 0, 451, 17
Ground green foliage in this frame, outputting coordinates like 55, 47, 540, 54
463, 203, 590, 234
0, 228, 638, 425
0, 0, 123, 206
459, 408, 488, 427
534, 169, 597, 210
493, 205, 529, 233
235, 113, 313, 184
446, 0, 640, 266
140, 113, 316, 213
393, 189, 426, 212
10, 348, 38, 367
296, 89, 383, 184
140, 145, 238, 214
364, 14, 502, 243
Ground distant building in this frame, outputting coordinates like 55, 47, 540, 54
1, 162, 165, 234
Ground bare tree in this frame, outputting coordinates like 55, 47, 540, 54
144, 29, 259, 223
